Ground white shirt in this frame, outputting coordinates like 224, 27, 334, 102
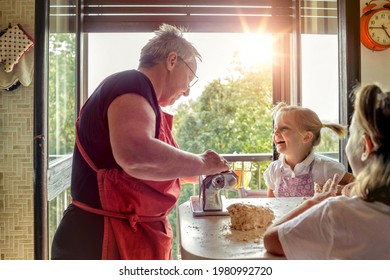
264, 152, 346, 195
279, 196, 390, 259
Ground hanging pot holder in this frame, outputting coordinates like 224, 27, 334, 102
0, 24, 34, 73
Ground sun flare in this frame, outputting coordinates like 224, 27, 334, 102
236, 34, 273, 68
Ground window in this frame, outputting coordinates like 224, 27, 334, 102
301, 34, 340, 157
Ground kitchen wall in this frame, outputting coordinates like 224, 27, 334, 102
0, 0, 35, 260
0, 0, 389, 260
360, 0, 390, 90
361, 46, 390, 90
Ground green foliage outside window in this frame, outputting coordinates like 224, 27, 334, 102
48, 33, 76, 160
173, 62, 274, 155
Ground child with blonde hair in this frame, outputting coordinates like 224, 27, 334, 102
264, 102, 354, 197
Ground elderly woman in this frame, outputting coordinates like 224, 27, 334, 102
51, 24, 229, 260
264, 84, 390, 259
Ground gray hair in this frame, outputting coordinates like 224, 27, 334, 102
139, 23, 201, 68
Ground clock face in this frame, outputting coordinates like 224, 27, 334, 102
367, 9, 390, 46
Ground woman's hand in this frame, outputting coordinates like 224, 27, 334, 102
341, 182, 355, 197
200, 150, 230, 175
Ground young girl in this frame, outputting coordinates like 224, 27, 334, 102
263, 83, 390, 259
264, 102, 354, 197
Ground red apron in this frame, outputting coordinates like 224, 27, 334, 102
75, 109, 180, 260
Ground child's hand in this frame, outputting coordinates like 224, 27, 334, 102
314, 183, 323, 193
312, 174, 339, 202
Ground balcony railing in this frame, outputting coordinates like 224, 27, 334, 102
47, 153, 275, 202
222, 153, 273, 197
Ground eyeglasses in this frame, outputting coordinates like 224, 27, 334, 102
178, 56, 199, 88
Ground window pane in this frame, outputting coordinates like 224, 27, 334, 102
48, 33, 76, 161
301, 34, 340, 158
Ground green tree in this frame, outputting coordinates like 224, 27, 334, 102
48, 33, 76, 160
173, 61, 275, 192
173, 62, 273, 155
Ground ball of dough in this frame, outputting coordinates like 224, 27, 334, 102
227, 203, 275, 231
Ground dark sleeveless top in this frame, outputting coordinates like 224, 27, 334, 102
70, 70, 161, 209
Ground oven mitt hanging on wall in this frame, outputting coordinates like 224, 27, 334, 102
0, 47, 34, 91
0, 24, 34, 73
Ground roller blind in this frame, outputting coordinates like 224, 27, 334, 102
50, 0, 337, 34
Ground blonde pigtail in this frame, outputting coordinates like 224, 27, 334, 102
321, 123, 347, 138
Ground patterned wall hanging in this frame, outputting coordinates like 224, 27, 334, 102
0, 24, 34, 73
